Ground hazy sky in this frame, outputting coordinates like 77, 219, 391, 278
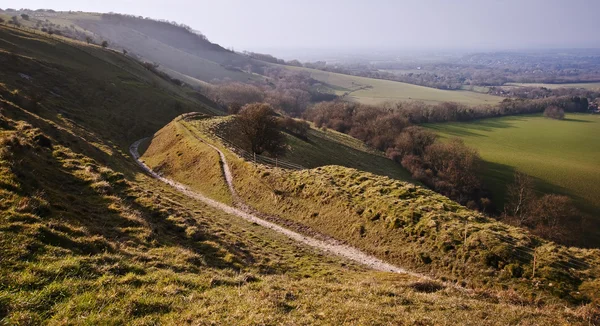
6, 0, 600, 52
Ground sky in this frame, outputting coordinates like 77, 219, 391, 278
5, 0, 600, 53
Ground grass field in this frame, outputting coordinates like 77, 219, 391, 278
284, 65, 503, 105
426, 114, 600, 217
505, 82, 600, 90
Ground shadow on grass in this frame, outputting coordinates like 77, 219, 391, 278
2, 112, 257, 272
426, 115, 531, 138
562, 117, 593, 123
480, 160, 600, 247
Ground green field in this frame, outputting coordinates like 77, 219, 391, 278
283, 65, 503, 106
426, 114, 600, 216
505, 82, 600, 90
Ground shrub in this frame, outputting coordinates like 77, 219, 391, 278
544, 106, 565, 120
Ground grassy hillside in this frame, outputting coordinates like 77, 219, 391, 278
0, 24, 222, 147
426, 114, 600, 219
3, 24, 595, 324
283, 65, 503, 105
7, 11, 256, 83
200, 116, 413, 182
140, 115, 600, 309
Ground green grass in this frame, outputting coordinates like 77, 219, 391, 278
505, 82, 600, 90
283, 65, 503, 105
201, 116, 413, 182
142, 120, 600, 306
426, 113, 600, 218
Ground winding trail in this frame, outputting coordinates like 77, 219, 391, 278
130, 135, 425, 277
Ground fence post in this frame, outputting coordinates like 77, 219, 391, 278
253, 152, 256, 163
532, 250, 537, 279
276, 156, 278, 168
464, 220, 468, 247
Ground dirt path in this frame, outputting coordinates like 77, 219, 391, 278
130, 138, 426, 277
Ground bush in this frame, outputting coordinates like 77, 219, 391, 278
544, 106, 565, 120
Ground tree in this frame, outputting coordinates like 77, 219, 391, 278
528, 194, 579, 243
504, 171, 536, 226
122, 49, 128, 55
237, 103, 286, 155
0, 18, 4, 24
423, 138, 482, 203
387, 126, 436, 161
101, 40, 108, 48
21, 14, 29, 20
85, 36, 93, 44
544, 106, 565, 120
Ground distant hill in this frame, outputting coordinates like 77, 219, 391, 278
8, 11, 258, 83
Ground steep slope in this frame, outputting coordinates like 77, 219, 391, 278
4, 24, 596, 324
8, 11, 256, 83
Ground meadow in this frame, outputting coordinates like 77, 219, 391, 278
284, 65, 503, 105
426, 113, 600, 217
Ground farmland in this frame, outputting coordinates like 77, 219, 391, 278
283, 65, 503, 105
426, 113, 600, 217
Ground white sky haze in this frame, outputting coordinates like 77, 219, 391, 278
5, 0, 600, 52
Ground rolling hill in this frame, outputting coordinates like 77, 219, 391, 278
1, 19, 599, 325
283, 65, 504, 105
141, 114, 600, 306
6, 11, 257, 83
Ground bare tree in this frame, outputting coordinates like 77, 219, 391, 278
101, 41, 109, 48
504, 171, 536, 225
529, 194, 579, 243
237, 103, 286, 155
